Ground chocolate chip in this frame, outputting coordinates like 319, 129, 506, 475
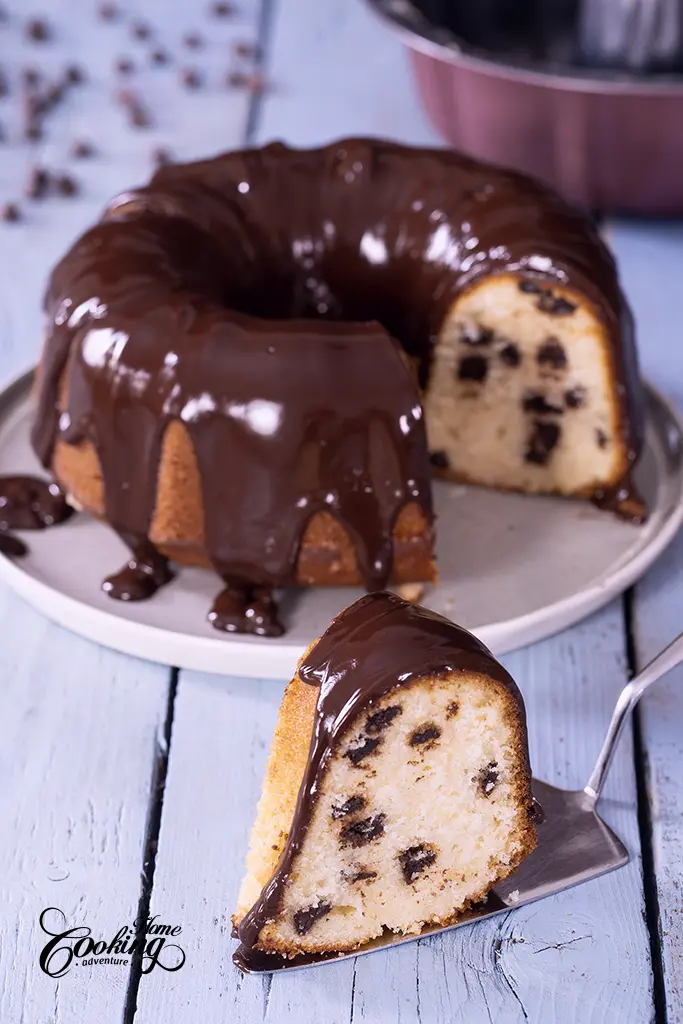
24, 119, 42, 141
349, 870, 377, 884
26, 18, 50, 42
98, 2, 119, 19
458, 355, 488, 383
65, 64, 85, 85
365, 705, 402, 734
340, 813, 386, 848
25, 166, 49, 199
55, 173, 78, 197
211, 1, 234, 14
409, 723, 441, 746
331, 795, 366, 820
22, 67, 41, 88
234, 41, 260, 59
150, 49, 169, 66
42, 84, 64, 110
537, 338, 567, 370
398, 843, 437, 883
70, 139, 95, 159
115, 57, 134, 75
525, 420, 561, 465
180, 67, 203, 89
499, 343, 521, 367
596, 428, 609, 449
227, 69, 248, 88
429, 450, 449, 470
478, 762, 499, 796
446, 701, 459, 719
460, 324, 493, 346
152, 146, 173, 168
293, 902, 332, 936
183, 32, 203, 49
0, 202, 21, 222
537, 292, 577, 316
518, 279, 542, 294
565, 387, 585, 409
522, 392, 563, 415
344, 736, 380, 765
131, 20, 151, 40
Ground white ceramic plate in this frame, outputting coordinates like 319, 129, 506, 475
1, 369, 681, 678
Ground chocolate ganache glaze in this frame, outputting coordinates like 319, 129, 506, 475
0, 475, 73, 557
235, 590, 530, 961
31, 139, 644, 631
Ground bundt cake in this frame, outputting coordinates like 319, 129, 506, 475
31, 138, 645, 635
232, 591, 536, 964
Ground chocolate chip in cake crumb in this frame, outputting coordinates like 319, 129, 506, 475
409, 723, 441, 747
365, 705, 402, 734
150, 48, 169, 66
478, 761, 499, 796
131, 20, 151, 40
234, 41, 260, 59
522, 392, 563, 415
0, 202, 21, 223
22, 67, 41, 88
348, 869, 377, 884
331, 794, 366, 820
115, 57, 134, 75
499, 343, 521, 367
538, 291, 577, 316
518, 279, 542, 295
537, 338, 567, 370
26, 18, 51, 42
180, 67, 203, 89
398, 843, 438, 883
98, 2, 119, 19
340, 813, 386, 848
458, 355, 488, 383
596, 428, 609, 448
525, 420, 561, 465
25, 166, 49, 199
70, 139, 95, 159
293, 902, 332, 936
445, 701, 459, 719
183, 32, 203, 49
429, 450, 449, 470
152, 146, 173, 168
65, 64, 85, 85
211, 1, 235, 14
344, 735, 381, 765
55, 173, 78, 197
565, 387, 586, 409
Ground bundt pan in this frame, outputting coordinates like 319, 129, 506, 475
366, 0, 683, 214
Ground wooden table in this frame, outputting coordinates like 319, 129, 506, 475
1, 2, 681, 1021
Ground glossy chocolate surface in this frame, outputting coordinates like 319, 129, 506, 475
0, 474, 73, 558
236, 591, 528, 960
32, 139, 643, 628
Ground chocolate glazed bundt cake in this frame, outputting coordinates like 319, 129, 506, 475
32, 138, 645, 635
233, 591, 536, 963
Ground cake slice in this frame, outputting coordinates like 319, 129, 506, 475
233, 592, 536, 961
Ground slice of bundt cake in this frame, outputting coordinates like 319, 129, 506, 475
233, 592, 536, 962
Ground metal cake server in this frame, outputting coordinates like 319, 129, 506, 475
234, 629, 683, 973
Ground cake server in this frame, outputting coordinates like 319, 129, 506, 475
234, 628, 683, 973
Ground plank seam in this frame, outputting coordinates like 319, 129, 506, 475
245, 0, 278, 145
122, 666, 179, 1024
625, 588, 668, 1024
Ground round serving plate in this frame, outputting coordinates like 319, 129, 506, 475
1, 369, 682, 679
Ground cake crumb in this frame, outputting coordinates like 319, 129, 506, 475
508, 889, 520, 903
396, 583, 424, 603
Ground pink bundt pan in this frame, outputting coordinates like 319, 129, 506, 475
366, 0, 683, 214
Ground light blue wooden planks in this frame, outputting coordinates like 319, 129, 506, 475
609, 220, 683, 1023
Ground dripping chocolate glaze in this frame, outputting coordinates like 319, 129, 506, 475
0, 474, 73, 557
31, 139, 644, 629
235, 591, 531, 962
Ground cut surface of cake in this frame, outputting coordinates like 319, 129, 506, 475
31, 138, 645, 634
233, 592, 536, 962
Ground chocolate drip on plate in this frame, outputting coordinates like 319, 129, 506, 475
0, 474, 73, 558
236, 591, 530, 959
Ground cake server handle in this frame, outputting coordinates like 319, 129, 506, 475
584, 629, 683, 804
